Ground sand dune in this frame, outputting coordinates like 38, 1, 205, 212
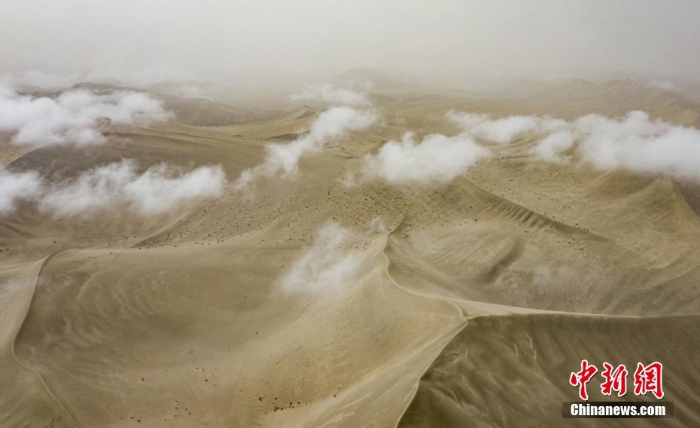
1, 81, 700, 427
400, 315, 700, 428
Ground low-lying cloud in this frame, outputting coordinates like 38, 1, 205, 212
236, 105, 377, 189
447, 111, 566, 144
0, 83, 172, 146
527, 111, 700, 179
444, 109, 700, 180
0, 169, 43, 214
350, 108, 700, 187
0, 161, 225, 217
278, 221, 372, 296
530, 131, 577, 164
40, 160, 225, 217
357, 132, 491, 185
573, 111, 700, 178
236, 84, 378, 190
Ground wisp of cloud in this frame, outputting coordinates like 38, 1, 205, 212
39, 160, 226, 217
277, 222, 364, 296
0, 169, 43, 215
236, 105, 377, 189
0, 83, 172, 146
448, 112, 539, 144
530, 131, 577, 164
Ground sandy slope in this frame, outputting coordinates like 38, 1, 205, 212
399, 315, 700, 428
1, 81, 700, 427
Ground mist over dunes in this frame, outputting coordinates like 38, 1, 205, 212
1, 74, 699, 427
2, 1, 700, 427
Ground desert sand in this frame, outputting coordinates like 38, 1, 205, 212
1, 79, 700, 428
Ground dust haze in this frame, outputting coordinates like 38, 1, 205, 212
3, 1, 700, 89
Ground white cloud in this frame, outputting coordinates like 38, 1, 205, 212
277, 222, 364, 296
358, 132, 491, 185
0, 83, 172, 146
519, 110, 700, 179
0, 170, 43, 214
123, 163, 225, 214
448, 111, 568, 144
39, 160, 225, 217
445, 109, 700, 180
237, 84, 378, 189
236, 106, 377, 189
447, 112, 540, 144
573, 111, 700, 178
530, 131, 577, 164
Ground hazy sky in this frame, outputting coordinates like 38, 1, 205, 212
1, 0, 699, 84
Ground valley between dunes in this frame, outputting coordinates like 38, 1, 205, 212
2, 80, 700, 427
